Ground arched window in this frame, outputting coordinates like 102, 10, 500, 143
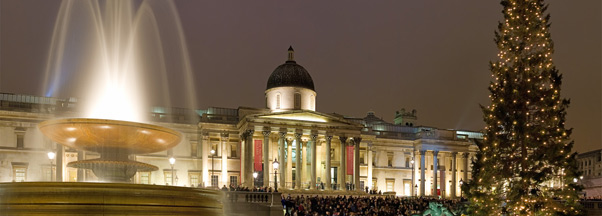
276, 94, 281, 109
294, 93, 301, 109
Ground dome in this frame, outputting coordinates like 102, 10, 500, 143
266, 46, 315, 91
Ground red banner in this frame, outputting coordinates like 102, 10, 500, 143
254, 140, 262, 171
346, 146, 354, 175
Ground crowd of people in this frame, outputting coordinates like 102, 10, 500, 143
220, 184, 276, 192
281, 195, 461, 216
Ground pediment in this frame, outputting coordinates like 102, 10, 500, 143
250, 110, 363, 128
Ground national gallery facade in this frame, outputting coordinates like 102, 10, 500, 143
0, 47, 480, 198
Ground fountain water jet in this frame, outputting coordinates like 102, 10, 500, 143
0, 1, 224, 215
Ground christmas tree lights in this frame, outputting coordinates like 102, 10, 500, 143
463, 0, 582, 215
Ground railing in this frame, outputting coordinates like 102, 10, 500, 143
224, 191, 282, 206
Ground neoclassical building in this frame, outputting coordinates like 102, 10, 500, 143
0, 47, 479, 197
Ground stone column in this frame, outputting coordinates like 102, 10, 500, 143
433, 150, 439, 197
262, 130, 270, 187
420, 150, 426, 196
221, 133, 229, 187
353, 137, 362, 191
325, 135, 332, 190
339, 136, 347, 191
463, 153, 469, 183
301, 139, 307, 187
294, 133, 302, 189
367, 143, 373, 190
245, 130, 254, 187
278, 132, 286, 189
451, 152, 457, 198
201, 133, 209, 187
286, 137, 293, 188
310, 134, 317, 190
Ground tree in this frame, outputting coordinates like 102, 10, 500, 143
464, 0, 582, 215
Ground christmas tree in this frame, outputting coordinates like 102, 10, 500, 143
464, 0, 582, 215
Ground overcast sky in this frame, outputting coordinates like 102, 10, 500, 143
1, 0, 600, 153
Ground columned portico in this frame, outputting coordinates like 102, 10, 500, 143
367, 143, 373, 190
278, 132, 286, 189
201, 132, 209, 187
451, 152, 457, 198
339, 136, 347, 191
325, 135, 332, 190
463, 152, 469, 182
432, 150, 439, 197
286, 137, 293, 188
310, 134, 317, 190
262, 130, 270, 187
420, 150, 426, 196
244, 129, 254, 187
294, 132, 302, 189
353, 137, 361, 191
220, 133, 229, 186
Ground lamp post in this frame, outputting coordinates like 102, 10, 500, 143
253, 172, 258, 189
459, 178, 463, 200
273, 158, 279, 192
47, 151, 56, 182
411, 158, 415, 196
415, 184, 418, 197
169, 157, 176, 186
210, 149, 215, 188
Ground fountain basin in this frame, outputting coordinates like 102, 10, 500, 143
38, 118, 182, 182
38, 118, 181, 154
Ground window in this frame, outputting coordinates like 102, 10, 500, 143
139, 172, 150, 184
276, 94, 281, 109
164, 171, 173, 185
189, 172, 200, 187
43, 166, 53, 181
191, 143, 197, 157
360, 181, 365, 190
231, 143, 238, 158
360, 151, 365, 164
211, 175, 218, 187
405, 158, 410, 168
386, 179, 395, 192
212, 143, 218, 156
294, 93, 301, 109
387, 153, 393, 167
330, 148, 335, 158
12, 164, 27, 182
15, 127, 25, 149
230, 176, 238, 187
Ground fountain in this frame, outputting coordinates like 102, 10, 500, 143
38, 118, 182, 182
0, 0, 224, 215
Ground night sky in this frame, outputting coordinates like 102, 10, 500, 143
1, 0, 600, 153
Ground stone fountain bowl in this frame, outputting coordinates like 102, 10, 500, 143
38, 118, 182, 155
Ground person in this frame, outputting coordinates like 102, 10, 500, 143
221, 185, 228, 191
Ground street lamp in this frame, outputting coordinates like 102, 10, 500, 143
459, 178, 464, 200
169, 157, 176, 186
273, 158, 279, 192
47, 151, 56, 182
415, 184, 418, 196
253, 172, 258, 189
210, 149, 215, 187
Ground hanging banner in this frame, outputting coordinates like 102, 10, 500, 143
254, 140, 262, 171
346, 146, 354, 175
440, 170, 446, 196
